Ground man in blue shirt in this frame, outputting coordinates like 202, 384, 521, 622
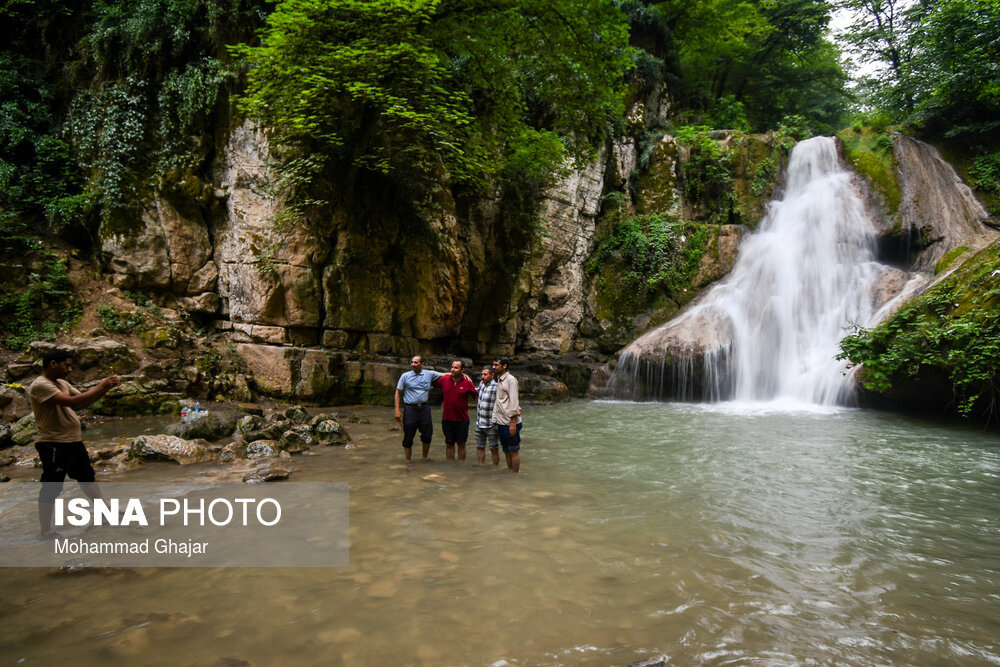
394, 355, 443, 461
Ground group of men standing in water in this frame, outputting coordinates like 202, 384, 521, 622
394, 355, 523, 473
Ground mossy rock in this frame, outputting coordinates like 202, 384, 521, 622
140, 326, 181, 349
836, 127, 901, 220
91, 379, 180, 416
635, 136, 680, 215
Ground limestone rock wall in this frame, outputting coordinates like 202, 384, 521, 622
893, 135, 999, 272
516, 151, 606, 355
96, 117, 620, 360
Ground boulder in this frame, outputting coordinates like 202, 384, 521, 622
91, 379, 179, 416
165, 411, 239, 442
246, 440, 280, 459
516, 373, 571, 403
0, 384, 30, 421
278, 427, 314, 453
11, 414, 37, 447
283, 406, 310, 424
312, 418, 351, 446
894, 135, 1000, 273
219, 442, 247, 462
127, 435, 214, 465
235, 414, 286, 442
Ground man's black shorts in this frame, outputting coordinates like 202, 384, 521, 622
441, 420, 469, 445
35, 441, 95, 484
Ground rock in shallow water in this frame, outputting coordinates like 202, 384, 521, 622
127, 435, 214, 465
242, 466, 290, 483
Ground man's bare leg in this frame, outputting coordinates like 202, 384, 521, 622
505, 451, 513, 469
457, 444, 466, 461
477, 448, 486, 465
404, 446, 413, 462
421, 442, 430, 460
510, 451, 520, 474
491, 449, 500, 465
445, 444, 455, 461
38, 502, 55, 537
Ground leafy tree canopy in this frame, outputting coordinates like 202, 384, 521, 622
232, 0, 635, 195
640, 0, 849, 134
838, 0, 1000, 137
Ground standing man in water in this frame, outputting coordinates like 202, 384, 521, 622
433, 359, 478, 462
28, 348, 121, 539
394, 355, 443, 461
491, 356, 523, 473
474, 365, 499, 465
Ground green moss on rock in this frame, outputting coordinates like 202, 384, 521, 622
836, 127, 901, 220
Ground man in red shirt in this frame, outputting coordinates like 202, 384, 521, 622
433, 360, 478, 462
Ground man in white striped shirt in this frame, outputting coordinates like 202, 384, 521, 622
474, 366, 499, 465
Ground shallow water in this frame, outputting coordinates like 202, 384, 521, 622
3, 401, 999, 666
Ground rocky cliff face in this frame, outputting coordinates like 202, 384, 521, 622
91, 113, 788, 404
893, 135, 997, 273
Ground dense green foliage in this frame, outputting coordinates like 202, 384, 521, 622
588, 197, 711, 295
0, 222, 80, 349
838, 241, 1000, 421
839, 0, 1000, 138
633, 0, 850, 133
0, 0, 262, 229
233, 0, 635, 198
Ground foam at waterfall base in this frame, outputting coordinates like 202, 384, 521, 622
595, 397, 853, 416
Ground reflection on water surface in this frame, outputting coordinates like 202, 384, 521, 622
2, 401, 999, 666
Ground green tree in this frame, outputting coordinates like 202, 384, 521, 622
233, 0, 635, 197
907, 0, 1000, 136
644, 0, 849, 133
838, 0, 999, 137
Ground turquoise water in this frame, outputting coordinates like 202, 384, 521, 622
2, 401, 999, 665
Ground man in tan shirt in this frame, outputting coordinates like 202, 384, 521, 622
491, 356, 523, 473
28, 348, 120, 539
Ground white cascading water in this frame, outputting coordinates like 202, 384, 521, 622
611, 136, 913, 405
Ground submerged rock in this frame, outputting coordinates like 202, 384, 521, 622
242, 466, 290, 483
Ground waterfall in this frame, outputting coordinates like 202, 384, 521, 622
608, 136, 917, 406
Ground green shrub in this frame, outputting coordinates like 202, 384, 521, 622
968, 152, 1000, 194
838, 241, 1000, 419
0, 221, 81, 349
98, 305, 146, 333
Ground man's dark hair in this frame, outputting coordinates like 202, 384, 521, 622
482, 366, 494, 375
43, 348, 73, 368
412, 354, 424, 363
451, 359, 464, 369
493, 356, 510, 369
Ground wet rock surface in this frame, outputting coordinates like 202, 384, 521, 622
165, 410, 239, 441
128, 435, 215, 465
